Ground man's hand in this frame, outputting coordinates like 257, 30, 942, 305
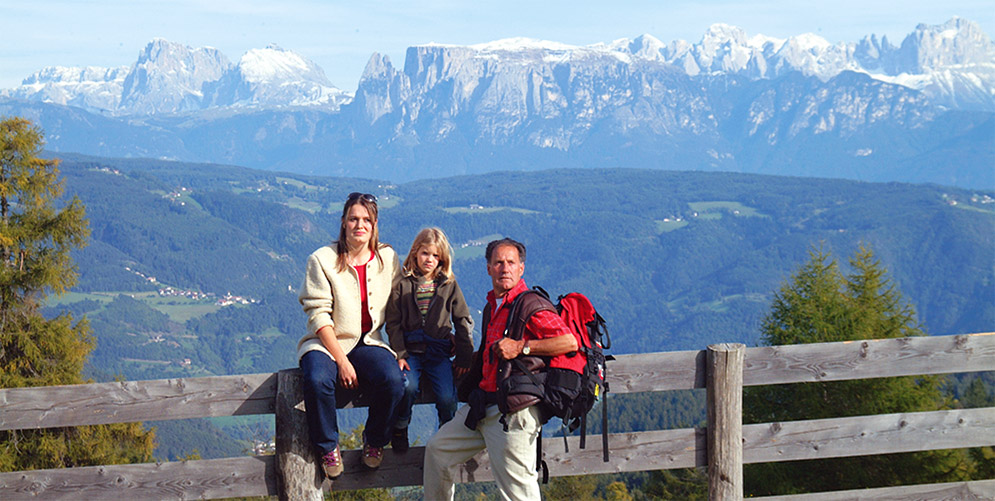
492, 337, 526, 360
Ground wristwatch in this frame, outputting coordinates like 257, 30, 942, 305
522, 341, 531, 355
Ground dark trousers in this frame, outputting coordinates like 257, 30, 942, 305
396, 354, 458, 429
299, 345, 404, 455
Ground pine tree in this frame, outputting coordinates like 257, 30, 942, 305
743, 246, 969, 495
0, 116, 155, 471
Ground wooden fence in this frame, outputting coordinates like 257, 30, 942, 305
1, 332, 993, 500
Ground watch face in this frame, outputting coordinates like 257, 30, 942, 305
523, 344, 530, 355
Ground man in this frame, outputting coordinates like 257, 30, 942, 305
423, 238, 578, 500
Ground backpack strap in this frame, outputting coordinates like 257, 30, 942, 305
602, 385, 609, 462
456, 303, 491, 403
501, 287, 553, 341
537, 429, 549, 484
501, 288, 555, 483
501, 289, 548, 389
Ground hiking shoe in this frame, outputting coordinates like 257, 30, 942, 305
362, 442, 384, 469
391, 427, 409, 453
321, 446, 343, 479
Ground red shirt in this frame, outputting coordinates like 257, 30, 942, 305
353, 252, 375, 334
479, 279, 572, 392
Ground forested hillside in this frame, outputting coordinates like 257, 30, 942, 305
41, 154, 993, 460
50, 154, 994, 385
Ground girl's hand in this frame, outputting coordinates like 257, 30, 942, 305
398, 359, 410, 371
454, 366, 469, 378
338, 359, 358, 389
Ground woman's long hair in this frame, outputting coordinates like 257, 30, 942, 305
402, 227, 455, 284
335, 193, 384, 272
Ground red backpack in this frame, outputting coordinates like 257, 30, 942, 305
504, 287, 613, 480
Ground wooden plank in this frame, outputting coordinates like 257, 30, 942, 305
587, 333, 995, 393
0, 456, 277, 500
328, 447, 428, 490
451, 427, 707, 484
743, 407, 995, 464
2, 333, 991, 431
743, 332, 995, 386
0, 429, 703, 498
304, 428, 704, 490
752, 479, 995, 501
275, 369, 322, 500
605, 350, 705, 392
4, 407, 991, 497
707, 343, 745, 501
0, 370, 445, 430
0, 373, 277, 430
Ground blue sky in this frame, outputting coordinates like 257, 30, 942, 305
1, 0, 992, 91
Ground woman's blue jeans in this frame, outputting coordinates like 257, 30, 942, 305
396, 354, 457, 429
299, 345, 404, 455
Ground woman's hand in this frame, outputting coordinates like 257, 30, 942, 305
338, 359, 358, 389
453, 365, 469, 378
315, 325, 359, 389
398, 358, 410, 371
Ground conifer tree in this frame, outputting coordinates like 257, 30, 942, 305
743, 247, 969, 495
0, 116, 155, 471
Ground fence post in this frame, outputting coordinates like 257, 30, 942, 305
275, 369, 323, 501
707, 343, 744, 501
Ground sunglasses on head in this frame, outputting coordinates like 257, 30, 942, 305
347, 192, 377, 204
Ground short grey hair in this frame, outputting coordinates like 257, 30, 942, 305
485, 238, 526, 263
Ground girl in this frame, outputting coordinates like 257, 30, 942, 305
386, 227, 474, 452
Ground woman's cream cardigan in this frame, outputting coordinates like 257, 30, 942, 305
296, 243, 401, 362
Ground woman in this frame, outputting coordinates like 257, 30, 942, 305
297, 192, 404, 479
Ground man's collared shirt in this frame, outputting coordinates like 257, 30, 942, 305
479, 279, 571, 392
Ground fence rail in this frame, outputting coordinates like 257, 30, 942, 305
1, 332, 993, 500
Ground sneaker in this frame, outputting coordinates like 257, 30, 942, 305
321, 446, 343, 479
362, 442, 384, 469
391, 427, 409, 453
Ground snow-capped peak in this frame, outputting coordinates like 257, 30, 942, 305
468, 37, 579, 53
701, 23, 749, 46
623, 34, 668, 60
238, 44, 328, 84
748, 34, 785, 51
786, 33, 833, 52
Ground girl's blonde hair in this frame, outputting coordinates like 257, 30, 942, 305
403, 227, 455, 283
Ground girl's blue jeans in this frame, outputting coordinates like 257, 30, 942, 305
396, 354, 457, 429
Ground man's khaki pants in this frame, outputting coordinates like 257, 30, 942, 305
423, 403, 543, 500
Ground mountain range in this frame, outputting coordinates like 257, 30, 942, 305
1, 18, 992, 186
6, 40, 351, 113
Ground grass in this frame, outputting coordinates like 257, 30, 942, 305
953, 203, 995, 215
442, 206, 540, 215
379, 195, 402, 209
326, 194, 402, 214
275, 177, 320, 191
150, 301, 223, 323
656, 219, 689, 233
688, 201, 766, 218
48, 291, 116, 306
454, 245, 486, 260
667, 293, 769, 313
47, 290, 223, 323
282, 196, 323, 213
453, 233, 503, 260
